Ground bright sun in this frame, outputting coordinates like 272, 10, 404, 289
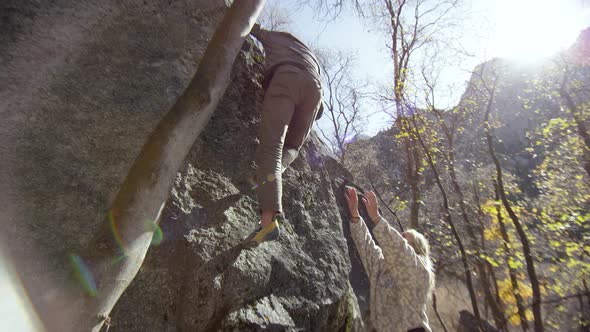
488, 0, 587, 60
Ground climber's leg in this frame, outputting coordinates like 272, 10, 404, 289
282, 71, 322, 171
244, 67, 320, 247
243, 68, 298, 247
241, 216, 280, 248
255, 69, 297, 217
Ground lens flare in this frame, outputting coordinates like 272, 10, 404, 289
0, 253, 44, 331
111, 253, 127, 265
108, 210, 126, 254
248, 177, 259, 190
110, 209, 164, 249
69, 254, 97, 297
343, 132, 357, 144
488, 0, 586, 60
147, 221, 164, 246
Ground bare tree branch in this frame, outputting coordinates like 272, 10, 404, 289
315, 48, 368, 161
259, 1, 292, 31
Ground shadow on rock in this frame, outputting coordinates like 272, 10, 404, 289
177, 243, 246, 330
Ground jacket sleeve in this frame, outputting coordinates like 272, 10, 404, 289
350, 217, 383, 277
372, 218, 425, 275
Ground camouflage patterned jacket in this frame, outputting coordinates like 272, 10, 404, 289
350, 217, 432, 332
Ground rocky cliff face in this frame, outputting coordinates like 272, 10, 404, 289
1, 1, 366, 330
346, 45, 587, 207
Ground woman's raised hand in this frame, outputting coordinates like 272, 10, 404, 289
362, 191, 380, 222
344, 187, 360, 219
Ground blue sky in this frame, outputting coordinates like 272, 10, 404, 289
261, 0, 590, 136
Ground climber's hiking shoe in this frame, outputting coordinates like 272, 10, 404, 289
242, 220, 280, 248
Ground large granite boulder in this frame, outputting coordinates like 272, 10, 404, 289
1, 1, 363, 330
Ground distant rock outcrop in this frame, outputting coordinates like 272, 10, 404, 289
572, 27, 590, 66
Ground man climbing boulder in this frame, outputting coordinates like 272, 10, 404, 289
242, 23, 323, 247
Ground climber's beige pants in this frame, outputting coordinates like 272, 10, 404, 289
256, 65, 322, 213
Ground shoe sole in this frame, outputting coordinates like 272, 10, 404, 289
241, 227, 280, 248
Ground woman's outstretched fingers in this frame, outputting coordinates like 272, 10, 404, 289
365, 191, 379, 218
344, 187, 359, 217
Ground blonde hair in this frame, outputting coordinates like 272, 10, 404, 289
403, 229, 436, 299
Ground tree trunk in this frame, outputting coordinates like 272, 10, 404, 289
494, 182, 530, 332
559, 74, 590, 179
63, 1, 265, 331
488, 263, 504, 318
484, 84, 543, 332
384, 0, 422, 229
433, 292, 450, 332
582, 280, 590, 331
409, 135, 422, 228
410, 115, 483, 330
578, 293, 589, 332
399, 117, 421, 228
428, 112, 506, 328
479, 263, 506, 329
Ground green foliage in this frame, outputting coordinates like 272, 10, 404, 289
252, 52, 264, 64
523, 59, 590, 328
497, 276, 534, 325
345, 25, 590, 329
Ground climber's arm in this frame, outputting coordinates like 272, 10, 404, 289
345, 187, 383, 276
371, 219, 422, 272
362, 191, 423, 272
350, 216, 384, 276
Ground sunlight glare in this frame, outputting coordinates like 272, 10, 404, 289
1, 253, 43, 331
488, 0, 586, 60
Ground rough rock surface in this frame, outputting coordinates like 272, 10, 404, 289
1, 1, 364, 331
1, 0, 226, 300
109, 48, 362, 331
